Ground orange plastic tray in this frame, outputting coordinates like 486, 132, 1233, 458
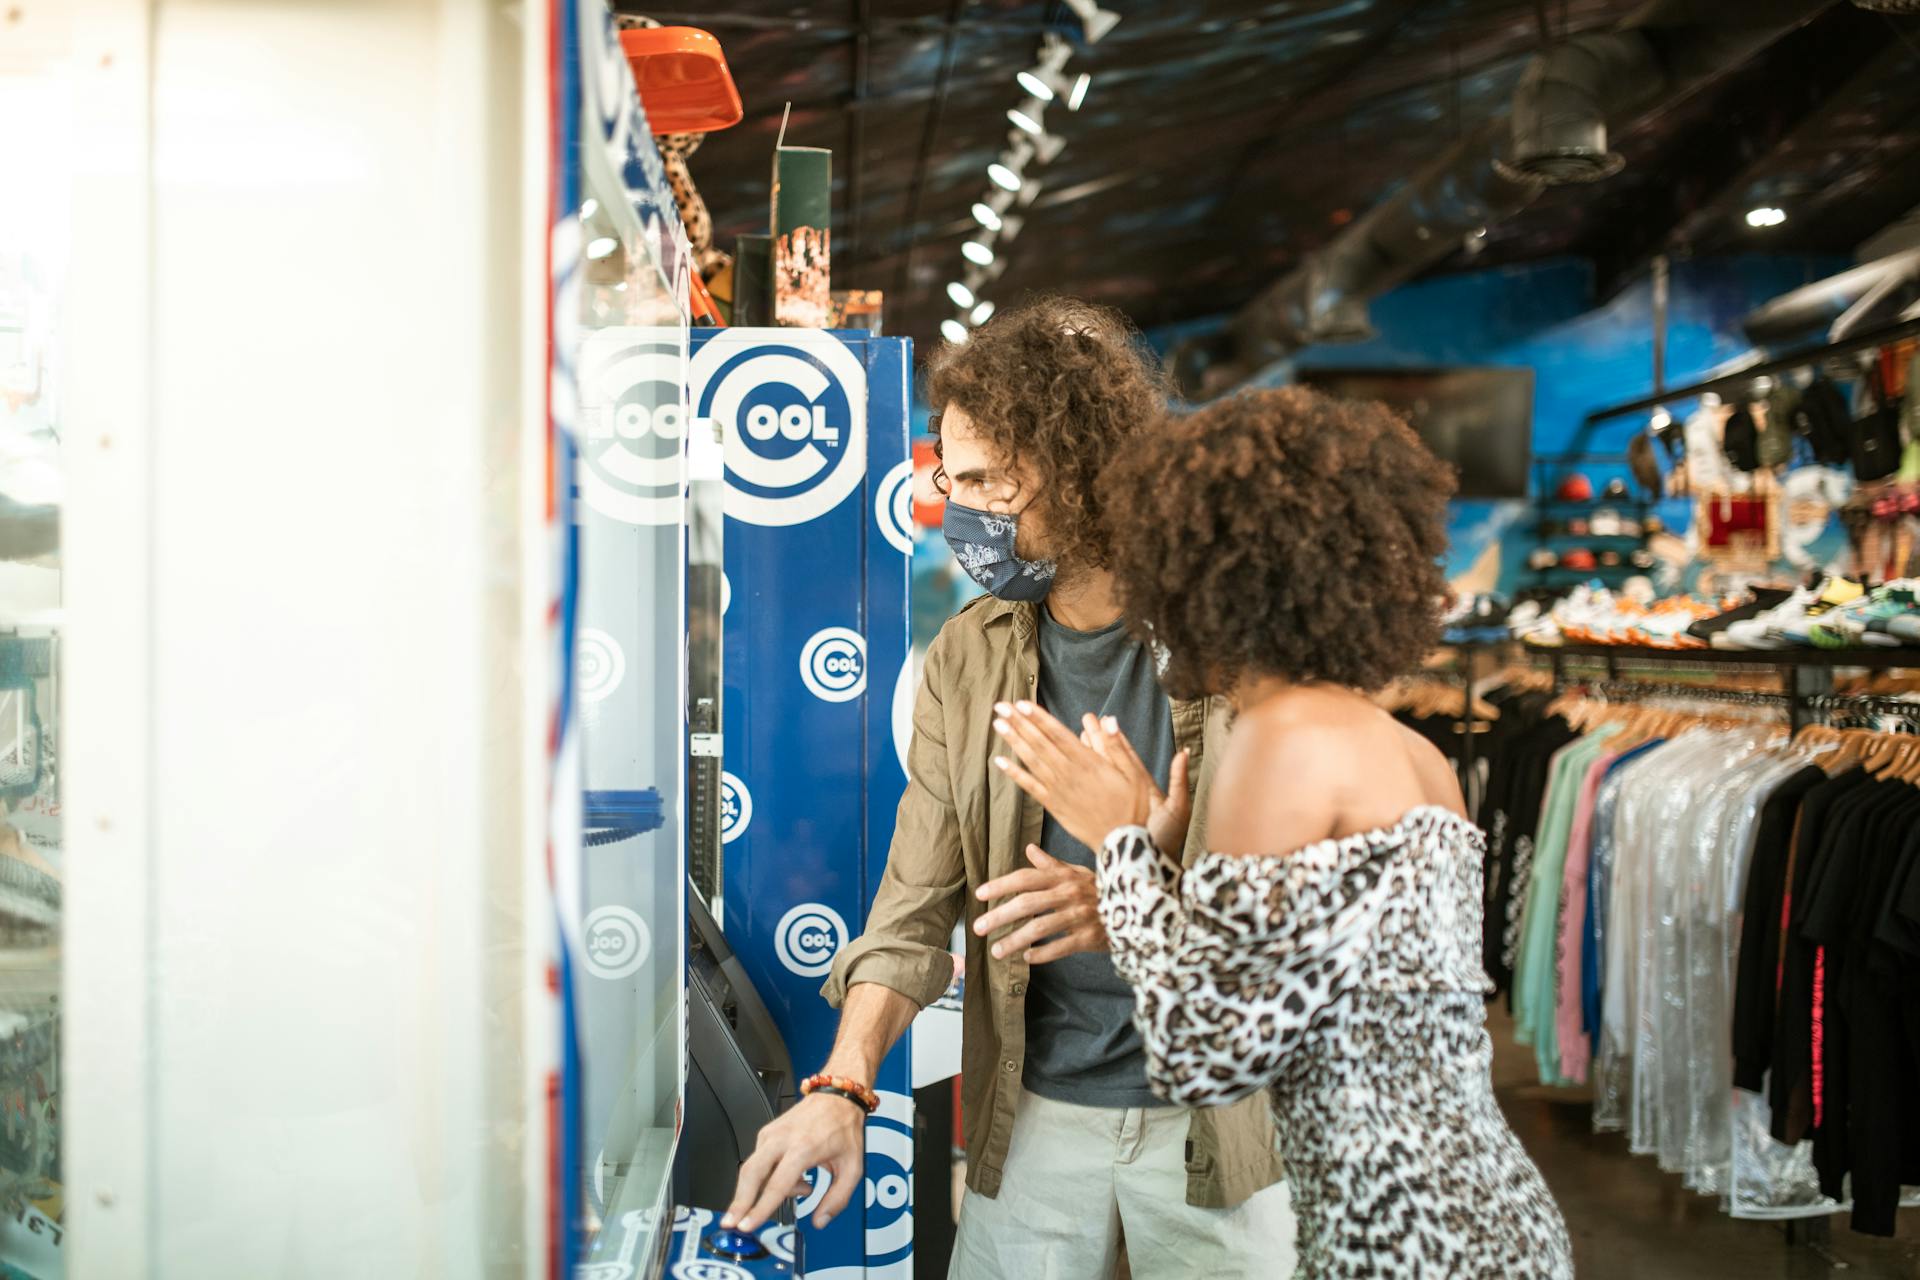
620, 27, 742, 135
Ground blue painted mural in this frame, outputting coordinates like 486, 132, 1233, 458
909, 253, 1853, 629
1157, 253, 1850, 595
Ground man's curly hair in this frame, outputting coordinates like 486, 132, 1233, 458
927, 297, 1164, 573
1100, 386, 1455, 700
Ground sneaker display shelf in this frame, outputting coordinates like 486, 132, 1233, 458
1525, 453, 1660, 587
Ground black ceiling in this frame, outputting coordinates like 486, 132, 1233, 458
623, 1, 1920, 345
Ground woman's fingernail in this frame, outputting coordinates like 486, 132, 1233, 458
991, 944, 1004, 958
993, 756, 1010, 770
993, 702, 1012, 715
720, 1216, 735, 1228
994, 720, 1010, 735
1103, 716, 1119, 733
1016, 701, 1034, 713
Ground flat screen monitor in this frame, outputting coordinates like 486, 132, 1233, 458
1296, 366, 1533, 499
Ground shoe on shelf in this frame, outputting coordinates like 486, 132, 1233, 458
1716, 580, 1836, 650
1811, 581, 1920, 650
1769, 577, 1865, 648
1688, 587, 1794, 645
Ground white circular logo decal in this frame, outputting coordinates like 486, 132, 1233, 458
720, 771, 752, 845
876, 457, 915, 555
795, 1167, 831, 1221
892, 659, 916, 779
578, 330, 689, 526
774, 902, 849, 977
577, 628, 626, 704
800, 627, 867, 703
670, 1264, 750, 1280
692, 330, 869, 527
583, 905, 652, 980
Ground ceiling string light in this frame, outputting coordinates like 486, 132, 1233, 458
943, 25, 1112, 344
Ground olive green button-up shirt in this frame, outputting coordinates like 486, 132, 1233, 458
821, 595, 1284, 1206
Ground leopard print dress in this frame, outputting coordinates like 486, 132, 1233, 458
1098, 806, 1573, 1278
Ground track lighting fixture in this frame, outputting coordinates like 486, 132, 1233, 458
1061, 0, 1120, 43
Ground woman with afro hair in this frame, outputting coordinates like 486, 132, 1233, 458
991, 387, 1572, 1278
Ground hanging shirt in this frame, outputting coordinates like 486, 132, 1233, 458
1514, 725, 1622, 1083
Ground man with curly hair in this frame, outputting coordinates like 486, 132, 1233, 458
726, 299, 1296, 1278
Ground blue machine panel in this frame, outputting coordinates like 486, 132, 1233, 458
664, 1208, 800, 1280
700, 328, 915, 1280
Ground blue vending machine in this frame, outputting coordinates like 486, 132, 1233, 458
696, 327, 917, 1280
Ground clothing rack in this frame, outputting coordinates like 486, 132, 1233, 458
1536, 643, 1920, 733
1584, 680, 1793, 711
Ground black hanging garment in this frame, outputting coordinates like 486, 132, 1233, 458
1792, 379, 1854, 466
1848, 405, 1902, 482
1724, 407, 1761, 472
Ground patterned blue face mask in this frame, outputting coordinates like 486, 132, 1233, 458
942, 499, 1057, 602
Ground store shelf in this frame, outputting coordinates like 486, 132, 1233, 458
1527, 641, 1920, 670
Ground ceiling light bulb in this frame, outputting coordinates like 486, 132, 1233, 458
988, 163, 1023, 192
1068, 73, 1091, 111
973, 202, 1004, 231
971, 300, 996, 325
1016, 70, 1055, 102
1746, 206, 1786, 228
947, 281, 976, 309
586, 236, 618, 260
1008, 105, 1045, 136
941, 319, 969, 345
962, 240, 996, 267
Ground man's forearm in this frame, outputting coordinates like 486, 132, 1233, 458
820, 982, 920, 1083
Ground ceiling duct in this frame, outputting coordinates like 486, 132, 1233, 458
1741, 247, 1920, 345
1174, 0, 1830, 400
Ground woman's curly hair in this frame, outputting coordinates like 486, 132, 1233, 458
1100, 386, 1455, 700
927, 297, 1165, 572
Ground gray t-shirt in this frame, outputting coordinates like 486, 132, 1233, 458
1023, 609, 1176, 1109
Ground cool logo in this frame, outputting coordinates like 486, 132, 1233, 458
800, 628, 866, 703
875, 457, 915, 556
691, 330, 869, 527
583, 905, 652, 981
578, 331, 690, 527
774, 903, 849, 978
801, 1091, 916, 1280
719, 771, 752, 845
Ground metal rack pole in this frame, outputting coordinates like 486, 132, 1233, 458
1460, 643, 1478, 814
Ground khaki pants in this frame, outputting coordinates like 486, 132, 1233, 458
949, 1089, 1296, 1280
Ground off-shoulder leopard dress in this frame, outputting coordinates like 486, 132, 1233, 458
1098, 806, 1572, 1279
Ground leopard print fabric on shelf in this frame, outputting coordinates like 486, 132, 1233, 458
1098, 807, 1573, 1279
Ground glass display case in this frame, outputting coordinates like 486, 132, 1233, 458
564, 1, 693, 1270
0, 26, 69, 1280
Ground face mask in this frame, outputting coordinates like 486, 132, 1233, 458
942, 499, 1057, 602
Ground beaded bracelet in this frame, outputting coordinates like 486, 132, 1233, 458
801, 1073, 879, 1114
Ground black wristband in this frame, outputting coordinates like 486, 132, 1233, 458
808, 1083, 875, 1114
